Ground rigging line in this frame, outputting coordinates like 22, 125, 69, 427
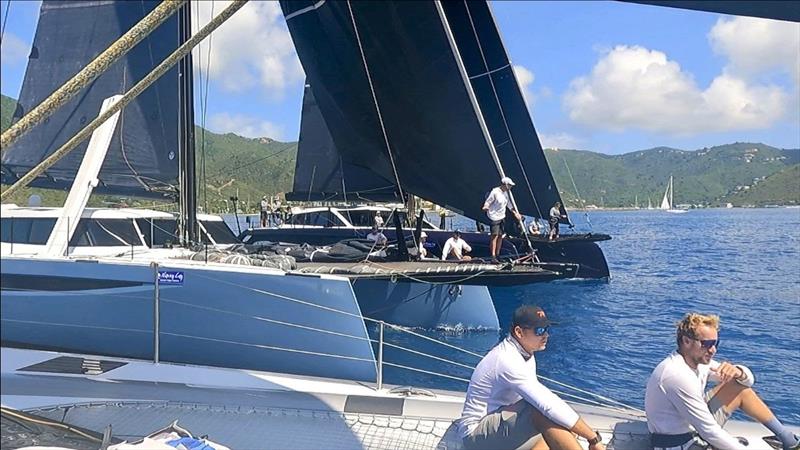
559, 150, 591, 230
199, 0, 215, 213
462, 1, 543, 219
346, 0, 406, 204
208, 144, 292, 177
0, 0, 10, 45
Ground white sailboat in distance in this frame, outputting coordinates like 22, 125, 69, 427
660, 175, 688, 213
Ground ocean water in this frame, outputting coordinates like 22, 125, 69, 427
371, 208, 800, 424
226, 208, 800, 423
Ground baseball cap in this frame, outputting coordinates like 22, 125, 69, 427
453, 229, 462, 235
501, 176, 515, 186
512, 305, 554, 329
420, 231, 428, 238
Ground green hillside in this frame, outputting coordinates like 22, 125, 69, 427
2, 93, 798, 210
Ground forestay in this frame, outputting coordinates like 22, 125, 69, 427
1, 0, 185, 199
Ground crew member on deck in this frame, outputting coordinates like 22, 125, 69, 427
548, 202, 566, 241
645, 313, 799, 450
459, 305, 606, 450
442, 230, 472, 261
260, 196, 270, 228
366, 225, 388, 247
482, 177, 522, 263
418, 231, 430, 259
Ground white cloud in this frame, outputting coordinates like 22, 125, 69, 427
563, 45, 788, 135
708, 16, 800, 84
192, 1, 303, 98
0, 32, 30, 67
513, 64, 535, 107
539, 132, 583, 150
209, 112, 284, 139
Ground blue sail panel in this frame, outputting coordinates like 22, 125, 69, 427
287, 85, 401, 203
1, 0, 183, 199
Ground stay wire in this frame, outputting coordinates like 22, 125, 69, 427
0, 0, 10, 46
559, 150, 592, 230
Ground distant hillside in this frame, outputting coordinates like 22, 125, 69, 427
546, 143, 799, 208
2, 93, 797, 210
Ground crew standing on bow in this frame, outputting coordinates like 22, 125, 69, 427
459, 305, 606, 450
645, 313, 799, 450
482, 177, 522, 263
548, 202, 567, 241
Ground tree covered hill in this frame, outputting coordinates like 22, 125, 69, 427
2, 94, 797, 209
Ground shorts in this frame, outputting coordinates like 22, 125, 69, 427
651, 391, 731, 450
463, 400, 541, 450
489, 220, 505, 236
260, 211, 269, 221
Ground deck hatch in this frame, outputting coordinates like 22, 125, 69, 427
18, 356, 127, 375
344, 396, 404, 415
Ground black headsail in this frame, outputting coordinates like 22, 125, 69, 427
281, 1, 504, 222
1, 0, 187, 200
286, 84, 401, 203
440, 1, 566, 222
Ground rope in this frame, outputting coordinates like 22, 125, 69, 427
559, 150, 592, 230
382, 361, 471, 383
378, 341, 476, 371
0, 0, 187, 153
0, 0, 11, 46
367, 319, 485, 359
346, 0, 406, 203
197, 1, 215, 213
1, 0, 249, 201
1, 407, 103, 443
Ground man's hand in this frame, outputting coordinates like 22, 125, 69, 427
711, 361, 743, 383
514, 211, 522, 221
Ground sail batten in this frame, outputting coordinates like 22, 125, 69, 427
1, 0, 184, 199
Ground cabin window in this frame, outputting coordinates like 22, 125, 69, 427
135, 218, 179, 247
0, 218, 56, 244
199, 220, 239, 244
286, 211, 343, 227
68, 219, 142, 247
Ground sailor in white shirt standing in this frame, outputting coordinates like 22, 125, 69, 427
482, 176, 522, 263
645, 313, 799, 450
442, 230, 472, 261
460, 305, 606, 450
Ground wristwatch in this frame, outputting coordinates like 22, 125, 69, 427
587, 431, 603, 446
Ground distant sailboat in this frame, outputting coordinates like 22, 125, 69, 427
647, 197, 653, 210
660, 175, 688, 213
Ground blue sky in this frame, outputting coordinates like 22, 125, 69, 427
1, 1, 798, 154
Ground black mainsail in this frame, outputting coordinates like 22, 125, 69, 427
1, 0, 187, 199
286, 85, 401, 203
440, 1, 564, 221
281, 0, 567, 223
281, 0, 504, 222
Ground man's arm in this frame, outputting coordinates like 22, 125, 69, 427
665, 374, 746, 449
708, 360, 755, 387
441, 240, 452, 261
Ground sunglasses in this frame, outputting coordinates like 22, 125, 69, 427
523, 326, 549, 336
688, 336, 720, 349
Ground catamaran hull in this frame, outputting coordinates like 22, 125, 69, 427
351, 280, 498, 329
0, 256, 377, 382
241, 228, 611, 279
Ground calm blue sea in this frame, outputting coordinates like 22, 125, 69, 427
227, 208, 800, 424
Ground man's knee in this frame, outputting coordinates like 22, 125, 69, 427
530, 408, 567, 431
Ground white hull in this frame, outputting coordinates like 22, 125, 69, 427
2, 347, 792, 450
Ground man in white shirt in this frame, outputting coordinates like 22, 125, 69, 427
366, 225, 388, 246
442, 230, 472, 261
645, 313, 799, 450
548, 202, 566, 240
418, 231, 429, 259
482, 177, 522, 263
460, 305, 606, 450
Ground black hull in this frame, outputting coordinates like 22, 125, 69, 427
240, 228, 610, 279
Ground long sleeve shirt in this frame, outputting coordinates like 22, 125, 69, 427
442, 237, 472, 260
459, 337, 580, 438
645, 352, 755, 450
483, 187, 511, 222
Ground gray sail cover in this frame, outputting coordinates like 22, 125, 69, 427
281, 0, 506, 222
286, 85, 401, 203
1, 0, 182, 198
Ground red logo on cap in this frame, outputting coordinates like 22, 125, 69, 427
536, 310, 546, 318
